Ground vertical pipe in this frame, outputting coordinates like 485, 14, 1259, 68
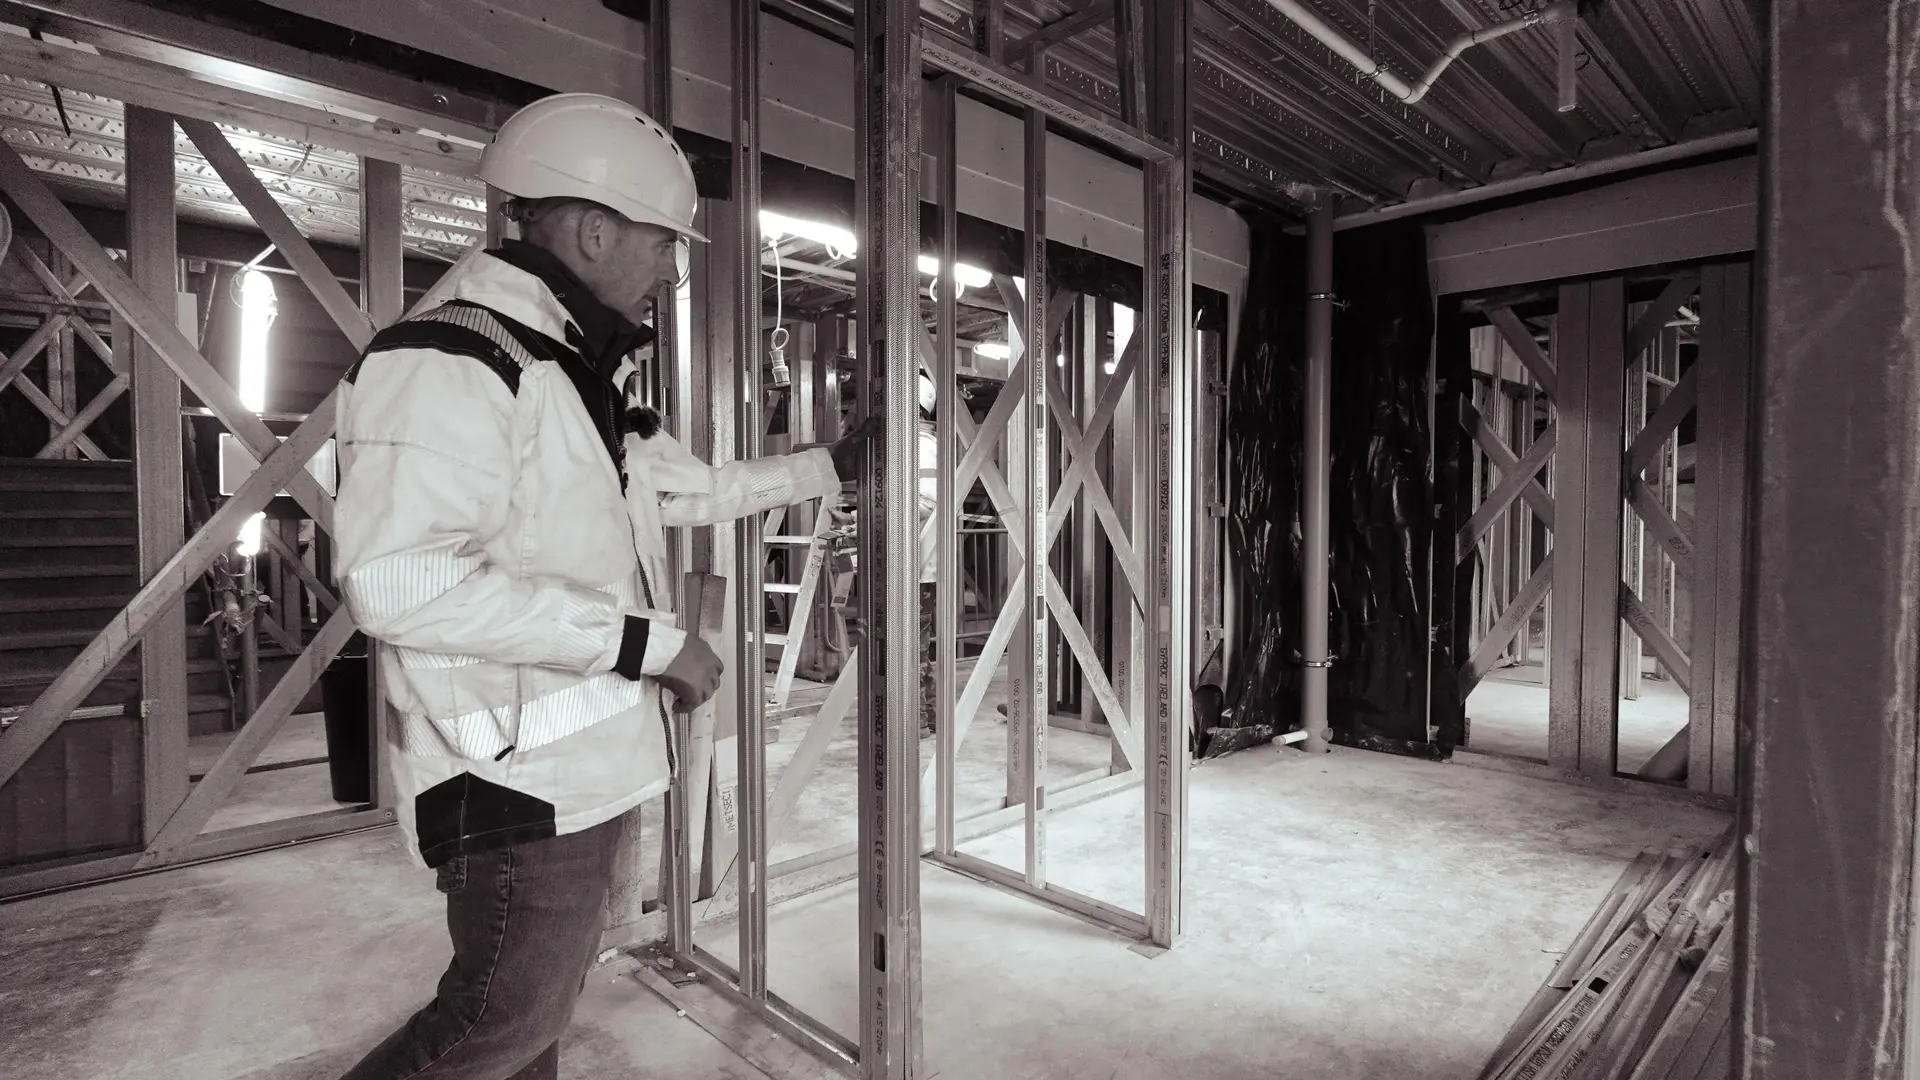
934, 75, 960, 857
127, 106, 187, 841
239, 556, 261, 721
1020, 106, 1050, 889
853, 0, 925, 1070
731, 0, 768, 1004
1300, 201, 1334, 755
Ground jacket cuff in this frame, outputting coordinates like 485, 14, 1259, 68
613, 616, 652, 681
802, 446, 845, 498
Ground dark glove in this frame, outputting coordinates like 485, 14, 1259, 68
656, 635, 724, 711
827, 415, 883, 482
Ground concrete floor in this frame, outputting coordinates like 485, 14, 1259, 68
701, 747, 1727, 1079
763, 660, 1115, 865
191, 712, 356, 835
1464, 662, 1689, 774
1, 674, 1727, 1080
0, 826, 762, 1080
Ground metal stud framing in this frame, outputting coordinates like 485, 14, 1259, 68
1454, 268, 1744, 800
0, 3, 1200, 1065
0, 98, 412, 897
646, 0, 1196, 1069
852, 0, 927, 1072
1140, 0, 1193, 949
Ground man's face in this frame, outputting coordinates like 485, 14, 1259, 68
590, 219, 681, 322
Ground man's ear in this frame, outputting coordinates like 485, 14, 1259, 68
577, 206, 614, 261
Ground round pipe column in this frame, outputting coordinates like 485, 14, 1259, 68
1300, 201, 1334, 754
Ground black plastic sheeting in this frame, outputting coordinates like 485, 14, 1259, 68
1209, 226, 1305, 757
1207, 222, 1456, 759
1431, 297, 1476, 755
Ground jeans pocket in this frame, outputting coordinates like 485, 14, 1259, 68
434, 855, 468, 894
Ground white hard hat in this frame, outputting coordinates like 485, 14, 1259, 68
480, 92, 707, 242
918, 369, 937, 415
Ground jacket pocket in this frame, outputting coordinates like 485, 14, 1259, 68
434, 855, 468, 894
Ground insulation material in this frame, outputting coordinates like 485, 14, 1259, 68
1215, 222, 1441, 757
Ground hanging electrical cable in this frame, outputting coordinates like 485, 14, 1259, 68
767, 233, 790, 387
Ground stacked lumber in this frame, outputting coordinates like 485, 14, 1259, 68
1478, 828, 1736, 1080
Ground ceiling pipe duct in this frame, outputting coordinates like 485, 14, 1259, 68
1258, 0, 1581, 107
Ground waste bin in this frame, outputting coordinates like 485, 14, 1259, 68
319, 633, 374, 804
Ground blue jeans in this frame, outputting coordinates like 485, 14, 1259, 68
340, 817, 621, 1080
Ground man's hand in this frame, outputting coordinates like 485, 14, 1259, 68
828, 415, 883, 482
657, 635, 724, 711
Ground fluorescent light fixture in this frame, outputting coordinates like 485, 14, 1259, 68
236, 511, 264, 557
915, 254, 992, 291
972, 341, 1011, 360
760, 210, 856, 257
1109, 304, 1135, 375
237, 268, 276, 413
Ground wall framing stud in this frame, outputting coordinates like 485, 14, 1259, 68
731, 0, 770, 1005
934, 72, 962, 859
853, 0, 927, 1071
126, 104, 188, 840
1020, 104, 1051, 888
1142, 0, 1193, 950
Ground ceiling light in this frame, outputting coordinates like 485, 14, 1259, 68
237, 269, 277, 414
973, 342, 1011, 360
916, 254, 993, 291
760, 210, 856, 257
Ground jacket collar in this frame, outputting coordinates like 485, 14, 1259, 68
423, 244, 653, 379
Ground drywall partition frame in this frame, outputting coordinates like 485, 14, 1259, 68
0, 97, 406, 897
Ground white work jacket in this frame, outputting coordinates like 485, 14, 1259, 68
333, 250, 840, 867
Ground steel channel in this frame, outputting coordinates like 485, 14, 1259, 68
931, 850, 1151, 937
1021, 104, 1051, 890
853, 0, 927, 1072
646, 0, 698, 961
934, 74, 962, 858
730, 0, 770, 1005
1141, 0, 1192, 952
678, 946, 862, 1067
920, 37, 1174, 164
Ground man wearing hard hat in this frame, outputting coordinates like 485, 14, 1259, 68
330, 94, 874, 1079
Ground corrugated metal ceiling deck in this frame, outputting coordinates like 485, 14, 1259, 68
922, 0, 1762, 213
0, 0, 1762, 261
